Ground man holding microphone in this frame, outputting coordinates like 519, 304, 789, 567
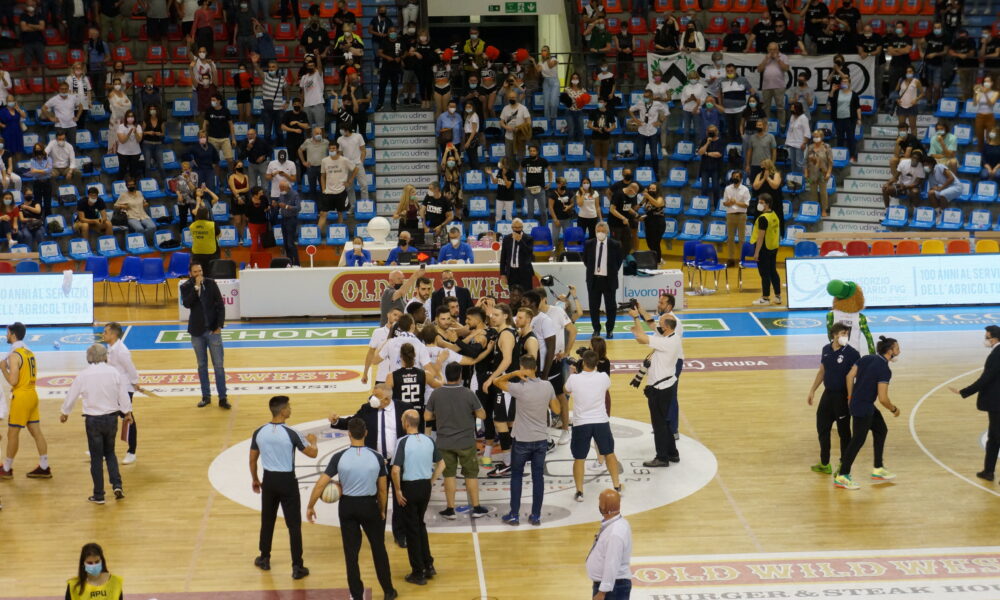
180, 262, 230, 409
249, 395, 318, 579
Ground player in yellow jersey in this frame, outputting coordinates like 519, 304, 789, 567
0, 323, 51, 479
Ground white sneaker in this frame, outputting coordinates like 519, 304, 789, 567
586, 460, 606, 473
752, 297, 771, 306
122, 453, 136, 465
774, 295, 782, 305
558, 429, 571, 445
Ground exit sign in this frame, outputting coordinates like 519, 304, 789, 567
488, 3, 500, 9
504, 1, 537, 12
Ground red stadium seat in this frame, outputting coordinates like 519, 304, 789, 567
344, 0, 363, 17
12, 78, 29, 96
899, 0, 921, 13
707, 16, 728, 33
0, 52, 22, 70
878, 0, 899, 13
711, 0, 732, 11
67, 48, 85, 66
174, 69, 192, 88
42, 77, 57, 93
869, 18, 887, 35
633, 37, 649, 57
993, 21, 1000, 37
146, 45, 168, 64
820, 241, 844, 255
604, 0, 624, 13
871, 241, 895, 255
220, 45, 239, 63
846, 241, 870, 256
113, 46, 136, 65
605, 17, 623, 34
896, 240, 920, 255
751, 0, 768, 11
222, 69, 235, 86
167, 22, 183, 41
213, 23, 227, 41
627, 16, 648, 35
946, 239, 971, 254
274, 22, 297, 40
161, 70, 177, 87
707, 37, 723, 51
910, 19, 930, 37
44, 49, 66, 70
654, 0, 672, 10
678, 0, 699, 10
319, 0, 336, 18
323, 66, 341, 86
734, 16, 751, 33
859, 0, 878, 13
919, 0, 935, 14
44, 27, 65, 45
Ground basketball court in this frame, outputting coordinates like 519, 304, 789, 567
4, 294, 1000, 599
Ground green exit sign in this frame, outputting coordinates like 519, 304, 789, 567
488, 3, 500, 10
503, 1, 537, 12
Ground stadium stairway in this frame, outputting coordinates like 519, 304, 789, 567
372, 110, 439, 214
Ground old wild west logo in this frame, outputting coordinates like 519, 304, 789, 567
329, 269, 522, 309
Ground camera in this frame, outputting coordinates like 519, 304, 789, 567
629, 356, 652, 388
617, 298, 639, 313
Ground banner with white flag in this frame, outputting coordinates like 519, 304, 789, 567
645, 52, 877, 105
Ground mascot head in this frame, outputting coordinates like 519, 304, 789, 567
828, 279, 865, 313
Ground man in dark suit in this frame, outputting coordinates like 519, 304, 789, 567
950, 325, 1000, 481
583, 221, 624, 339
180, 262, 230, 409
430, 269, 473, 324
329, 383, 408, 547
499, 218, 535, 293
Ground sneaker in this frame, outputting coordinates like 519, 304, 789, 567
438, 507, 457, 520
528, 515, 541, 526
574, 491, 584, 503
424, 566, 437, 579
197, 398, 211, 408
811, 462, 832, 474
558, 429, 571, 445
488, 462, 511, 478
470, 505, 489, 518
122, 453, 136, 465
546, 440, 556, 453
673, 432, 680, 441
586, 460, 606, 473
219, 399, 232, 410
254, 556, 271, 571
833, 474, 859, 490
614, 484, 624, 495
0, 467, 12, 480
774, 295, 782, 305
27, 466, 52, 479
88, 495, 106, 504
871, 467, 896, 481
113, 488, 124, 500
752, 297, 771, 306
404, 572, 428, 585
291, 565, 310, 580
976, 470, 995, 482
501, 512, 520, 526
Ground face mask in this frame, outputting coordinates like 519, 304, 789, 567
895, 28, 903, 35
398, 240, 409, 247
127, 116, 136, 123
389, 32, 398, 40
393, 281, 404, 288
600, 66, 608, 73
582, 183, 591, 190
293, 105, 302, 112
508, 98, 516, 105
598, 102, 606, 109
937, 129, 945, 136
469, 83, 479, 89
991, 132, 998, 140
835, 60, 844, 66
727, 73, 735, 79
986, 82, 994, 90
985, 339, 995, 348
933, 28, 942, 35
813, 136, 822, 142
26, 6, 35, 12
150, 108, 157, 116
748, 101, 757, 107
595, 231, 607, 241
313, 134, 322, 141
840, 83, 848, 90
257, 32, 264, 38
88, 197, 97, 204
837, 336, 849, 347
127, 184, 137, 192
199, 137, 207, 144
448, 107, 456, 114
240, 2, 247, 8
447, 160, 456, 168
705, 102, 714, 109
731, 177, 741, 185
368, 395, 381, 408
890, 353, 900, 362
84, 563, 103, 577
235, 164, 244, 171
644, 97, 652, 104
407, 27, 416, 34
470, 34, 478, 40
2, 198, 10, 206
443, 279, 455, 288
199, 52, 207, 59
465, 107, 473, 113
653, 76, 662, 82
756, 202, 766, 212
113, 84, 122, 91
353, 243, 362, 251
571, 78, 580, 85
450, 239, 460, 247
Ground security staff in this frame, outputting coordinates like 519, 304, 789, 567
391, 409, 442, 586
586, 488, 633, 600
806, 322, 860, 474
949, 326, 1000, 482
629, 308, 680, 468
249, 396, 318, 579
307, 418, 398, 600
835, 336, 901, 490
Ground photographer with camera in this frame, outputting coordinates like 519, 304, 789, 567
629, 308, 681, 468
633, 293, 684, 441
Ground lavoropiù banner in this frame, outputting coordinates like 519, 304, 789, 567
645, 52, 876, 105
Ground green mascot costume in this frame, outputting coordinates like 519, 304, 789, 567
826, 279, 875, 355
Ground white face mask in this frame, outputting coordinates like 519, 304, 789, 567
837, 336, 849, 347
571, 78, 580, 85
813, 136, 822, 143
450, 238, 460, 247
986, 339, 996, 348
368, 395, 381, 408
757, 202, 765, 212
199, 52, 207, 59
114, 84, 122, 91
595, 231, 607, 241
985, 82, 994, 90
890, 353, 900, 362
582, 183, 591, 190
448, 107, 456, 113
314, 134, 322, 141
353, 243, 362, 250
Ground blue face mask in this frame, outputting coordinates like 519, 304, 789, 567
84, 562, 103, 577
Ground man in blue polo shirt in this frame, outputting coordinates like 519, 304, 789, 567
391, 409, 442, 586
835, 336, 902, 490
249, 396, 318, 579
437, 227, 475, 264
806, 322, 860, 475
307, 417, 398, 600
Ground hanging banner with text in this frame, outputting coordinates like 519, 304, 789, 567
645, 52, 876, 104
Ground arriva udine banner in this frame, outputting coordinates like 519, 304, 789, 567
645, 52, 876, 104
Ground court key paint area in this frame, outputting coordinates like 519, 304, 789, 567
20, 306, 1000, 352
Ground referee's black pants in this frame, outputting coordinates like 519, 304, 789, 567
644, 383, 679, 462
259, 470, 303, 567
587, 277, 617, 336
816, 389, 852, 466
985, 411, 1000, 475
840, 409, 888, 477
400, 479, 434, 575
339, 495, 394, 599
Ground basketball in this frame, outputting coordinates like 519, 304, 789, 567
320, 482, 341, 504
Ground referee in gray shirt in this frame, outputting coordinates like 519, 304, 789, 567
392, 409, 442, 586
307, 417, 398, 600
249, 396, 318, 580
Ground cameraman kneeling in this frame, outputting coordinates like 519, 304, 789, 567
629, 309, 681, 468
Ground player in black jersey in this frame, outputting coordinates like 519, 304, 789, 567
481, 304, 517, 476
487, 306, 540, 478
386, 343, 428, 431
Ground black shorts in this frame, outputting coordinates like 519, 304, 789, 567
434, 85, 451, 96
570, 422, 615, 459
492, 386, 516, 423
230, 194, 247, 216
236, 89, 252, 104
548, 370, 565, 396
320, 191, 348, 213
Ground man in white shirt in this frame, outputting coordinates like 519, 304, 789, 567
679, 71, 707, 141
45, 130, 83, 190
882, 152, 926, 207
363, 308, 402, 386
499, 91, 531, 168
337, 125, 369, 204
586, 488, 633, 600
523, 290, 557, 382
59, 344, 133, 504
566, 351, 621, 501
319, 141, 356, 231
757, 43, 790, 126
703, 52, 726, 98
533, 289, 576, 445
629, 308, 681, 467
638, 292, 686, 442
41, 82, 83, 140
265, 149, 298, 200
379, 314, 432, 372
629, 90, 667, 177
722, 169, 751, 265
103, 322, 141, 465
405, 277, 434, 323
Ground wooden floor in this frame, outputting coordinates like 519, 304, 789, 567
4, 272, 1000, 599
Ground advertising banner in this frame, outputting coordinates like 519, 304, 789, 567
0, 273, 94, 326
